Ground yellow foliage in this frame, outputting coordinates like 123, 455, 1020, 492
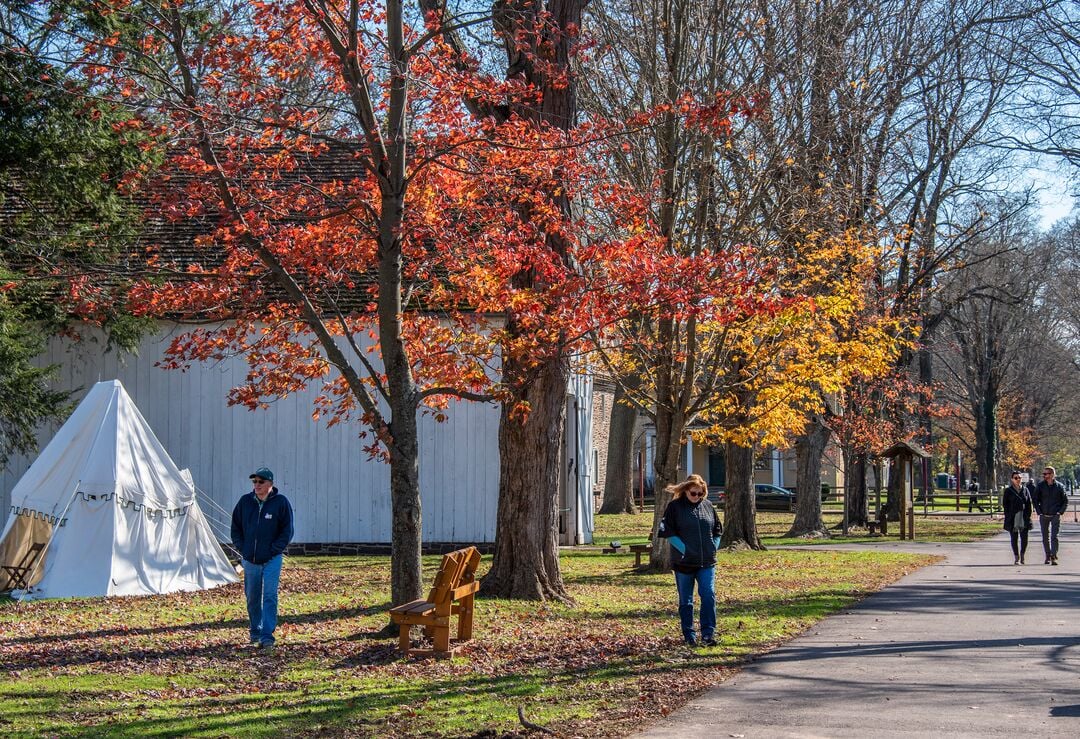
604, 224, 912, 452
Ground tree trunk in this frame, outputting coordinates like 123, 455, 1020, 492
483, 356, 571, 601
787, 413, 831, 538
388, 404, 422, 607
844, 448, 869, 527
721, 441, 763, 550
886, 459, 903, 521
646, 316, 685, 571
917, 342, 934, 502
378, 180, 425, 610
483, 0, 585, 601
647, 407, 686, 571
977, 387, 998, 494
600, 383, 638, 514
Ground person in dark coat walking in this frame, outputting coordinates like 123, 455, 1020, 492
1033, 466, 1069, 565
658, 474, 722, 646
1001, 472, 1033, 564
967, 479, 986, 512
231, 467, 294, 648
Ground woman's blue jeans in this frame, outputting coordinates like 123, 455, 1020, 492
674, 566, 716, 642
243, 554, 283, 645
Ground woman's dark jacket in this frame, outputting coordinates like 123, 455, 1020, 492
658, 495, 722, 572
231, 488, 294, 564
1001, 484, 1032, 532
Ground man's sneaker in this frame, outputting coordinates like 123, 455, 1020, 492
1045, 557, 1052, 564
1052, 556, 1059, 566
1021, 556, 1025, 564
701, 637, 717, 647
1014, 557, 1020, 565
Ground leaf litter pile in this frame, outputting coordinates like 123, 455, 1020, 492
0, 548, 935, 737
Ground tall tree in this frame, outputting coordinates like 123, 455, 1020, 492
416, 0, 599, 599
873, 0, 1045, 514
582, 0, 904, 553
599, 382, 639, 514
79, 0, 600, 607
0, 6, 156, 464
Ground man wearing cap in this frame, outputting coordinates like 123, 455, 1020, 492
231, 467, 294, 649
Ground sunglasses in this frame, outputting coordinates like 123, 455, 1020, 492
1012, 476, 1021, 480
686, 489, 704, 497
251, 477, 269, 484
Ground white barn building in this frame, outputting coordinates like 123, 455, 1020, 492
0, 324, 595, 550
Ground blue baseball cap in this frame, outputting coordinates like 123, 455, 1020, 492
250, 467, 274, 482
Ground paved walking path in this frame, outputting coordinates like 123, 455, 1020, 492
632, 520, 1080, 738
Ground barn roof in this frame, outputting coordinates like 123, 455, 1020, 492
3, 145, 471, 320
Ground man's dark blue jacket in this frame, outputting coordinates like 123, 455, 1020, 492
231, 488, 294, 564
1034, 480, 1069, 517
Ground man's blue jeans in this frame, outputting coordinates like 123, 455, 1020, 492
674, 566, 716, 642
1040, 514, 1061, 558
243, 555, 283, 645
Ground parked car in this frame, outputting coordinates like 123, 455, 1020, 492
754, 484, 797, 511
711, 484, 804, 511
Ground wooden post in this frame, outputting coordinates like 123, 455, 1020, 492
906, 456, 916, 540
899, 457, 908, 540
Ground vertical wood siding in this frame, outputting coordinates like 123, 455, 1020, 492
0, 324, 501, 544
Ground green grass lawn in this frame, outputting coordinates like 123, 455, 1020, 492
593, 508, 1003, 547
0, 530, 951, 738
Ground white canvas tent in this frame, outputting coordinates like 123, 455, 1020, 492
0, 380, 238, 598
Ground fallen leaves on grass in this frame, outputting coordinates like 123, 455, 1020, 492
0, 550, 936, 737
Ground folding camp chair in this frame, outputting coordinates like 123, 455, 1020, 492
1, 541, 46, 590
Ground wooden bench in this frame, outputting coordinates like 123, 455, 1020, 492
1, 541, 45, 591
629, 544, 651, 567
602, 542, 652, 567
389, 546, 481, 659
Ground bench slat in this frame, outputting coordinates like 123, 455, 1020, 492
449, 581, 480, 600
389, 598, 430, 614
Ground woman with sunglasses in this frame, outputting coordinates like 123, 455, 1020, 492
658, 474, 722, 646
1001, 471, 1033, 565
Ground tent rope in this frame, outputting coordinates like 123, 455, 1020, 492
193, 486, 243, 560
23, 478, 83, 589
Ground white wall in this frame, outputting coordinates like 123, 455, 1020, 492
0, 324, 502, 544
563, 372, 593, 545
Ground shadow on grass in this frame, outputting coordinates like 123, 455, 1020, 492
561, 570, 666, 586
3, 648, 730, 738
0, 584, 865, 674
0, 628, 405, 673
0, 602, 390, 649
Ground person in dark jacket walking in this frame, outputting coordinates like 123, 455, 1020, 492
967, 479, 986, 512
658, 474, 722, 646
231, 467, 294, 648
1033, 466, 1069, 565
1001, 472, 1033, 564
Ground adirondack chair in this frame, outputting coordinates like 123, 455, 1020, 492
389, 546, 481, 658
